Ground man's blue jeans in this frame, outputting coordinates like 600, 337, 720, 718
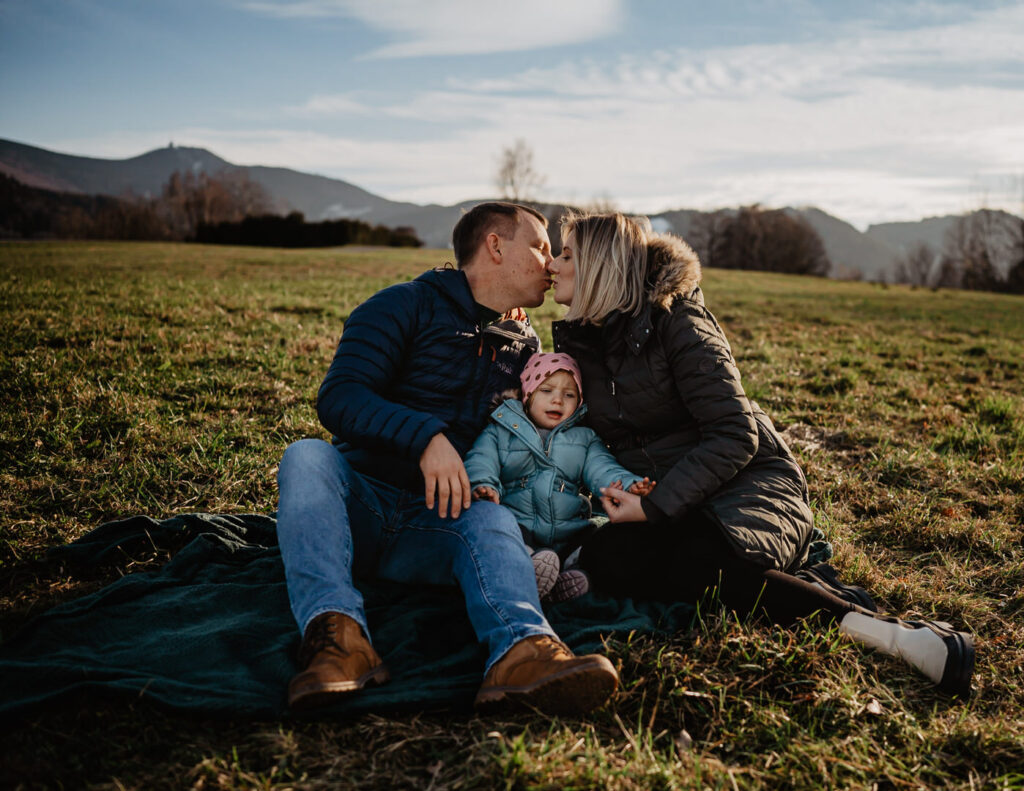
276, 438, 556, 672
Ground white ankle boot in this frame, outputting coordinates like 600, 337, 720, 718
840, 611, 974, 697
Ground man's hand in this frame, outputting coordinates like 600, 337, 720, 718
420, 433, 471, 519
473, 485, 500, 503
600, 487, 648, 523
628, 477, 656, 497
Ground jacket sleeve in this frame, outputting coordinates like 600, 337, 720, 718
580, 430, 643, 494
645, 305, 758, 520
463, 424, 505, 498
316, 283, 447, 461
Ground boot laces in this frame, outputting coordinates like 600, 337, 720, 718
299, 614, 349, 667
531, 635, 573, 660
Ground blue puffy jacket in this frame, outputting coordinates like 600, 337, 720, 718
464, 398, 642, 552
316, 267, 540, 491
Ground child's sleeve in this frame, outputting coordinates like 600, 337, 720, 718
463, 424, 505, 498
580, 430, 643, 495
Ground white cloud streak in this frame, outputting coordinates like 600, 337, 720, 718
240, 0, 624, 58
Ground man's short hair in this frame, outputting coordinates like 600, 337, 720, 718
452, 202, 548, 268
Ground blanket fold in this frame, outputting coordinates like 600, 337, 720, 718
0, 513, 695, 720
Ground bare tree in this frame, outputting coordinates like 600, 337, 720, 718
938, 210, 1014, 292
1009, 186, 1024, 294
1007, 255, 1024, 294
687, 209, 731, 269
893, 241, 937, 287
494, 139, 546, 202
159, 169, 271, 240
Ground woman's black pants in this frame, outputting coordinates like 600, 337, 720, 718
578, 512, 855, 626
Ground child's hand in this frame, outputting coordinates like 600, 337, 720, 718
628, 477, 656, 497
473, 485, 500, 503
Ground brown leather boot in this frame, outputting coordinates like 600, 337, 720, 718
288, 612, 390, 711
474, 635, 619, 715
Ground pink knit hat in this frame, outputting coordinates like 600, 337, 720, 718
519, 352, 583, 401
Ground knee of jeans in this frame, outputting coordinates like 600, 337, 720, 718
278, 438, 344, 485
460, 501, 522, 542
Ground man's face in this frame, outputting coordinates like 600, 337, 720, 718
501, 213, 553, 308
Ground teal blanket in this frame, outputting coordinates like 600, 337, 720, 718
0, 513, 697, 720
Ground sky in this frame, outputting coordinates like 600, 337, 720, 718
2, 0, 1023, 229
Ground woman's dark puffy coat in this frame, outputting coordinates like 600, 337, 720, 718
553, 234, 814, 572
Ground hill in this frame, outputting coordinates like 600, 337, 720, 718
866, 214, 958, 253
0, 137, 418, 223
797, 207, 902, 280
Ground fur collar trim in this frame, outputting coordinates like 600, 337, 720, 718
646, 233, 702, 310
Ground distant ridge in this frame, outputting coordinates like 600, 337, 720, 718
0, 138, 419, 224
867, 215, 964, 254
4, 137, 1019, 279
0, 139, 232, 197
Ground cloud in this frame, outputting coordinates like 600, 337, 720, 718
450, 3, 1024, 100
50, 3, 1024, 228
287, 93, 372, 117
239, 0, 624, 58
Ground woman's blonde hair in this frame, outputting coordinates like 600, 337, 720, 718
560, 210, 652, 324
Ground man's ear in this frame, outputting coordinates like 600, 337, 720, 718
485, 231, 502, 263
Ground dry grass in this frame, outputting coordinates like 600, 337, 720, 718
2, 241, 1023, 789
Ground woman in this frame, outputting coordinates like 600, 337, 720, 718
549, 211, 974, 697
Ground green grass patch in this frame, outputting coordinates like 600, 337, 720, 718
2, 241, 1024, 789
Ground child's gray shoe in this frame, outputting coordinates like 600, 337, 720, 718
548, 569, 590, 603
532, 550, 560, 598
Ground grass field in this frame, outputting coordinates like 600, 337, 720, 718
2, 240, 1023, 790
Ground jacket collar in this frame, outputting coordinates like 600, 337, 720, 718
417, 268, 539, 352
646, 234, 702, 309
416, 267, 477, 322
490, 398, 587, 453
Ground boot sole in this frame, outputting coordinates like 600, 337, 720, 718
548, 571, 590, 603
937, 628, 975, 699
288, 665, 391, 711
474, 656, 619, 716
534, 551, 560, 599
799, 564, 878, 612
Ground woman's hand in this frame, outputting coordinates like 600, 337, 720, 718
600, 487, 648, 523
473, 485, 500, 503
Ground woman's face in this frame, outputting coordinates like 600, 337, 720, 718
550, 231, 576, 306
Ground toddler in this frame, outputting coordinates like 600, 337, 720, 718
464, 352, 653, 602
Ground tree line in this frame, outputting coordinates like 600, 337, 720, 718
892, 210, 1024, 294
497, 138, 1022, 295
195, 212, 421, 248
0, 170, 421, 248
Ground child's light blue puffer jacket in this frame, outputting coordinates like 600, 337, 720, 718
464, 398, 642, 552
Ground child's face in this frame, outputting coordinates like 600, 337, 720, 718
526, 370, 580, 430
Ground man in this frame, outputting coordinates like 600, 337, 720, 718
276, 202, 619, 714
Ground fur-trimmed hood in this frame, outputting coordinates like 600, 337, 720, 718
646, 233, 702, 310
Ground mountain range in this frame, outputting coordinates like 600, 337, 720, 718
1, 137, 1010, 280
